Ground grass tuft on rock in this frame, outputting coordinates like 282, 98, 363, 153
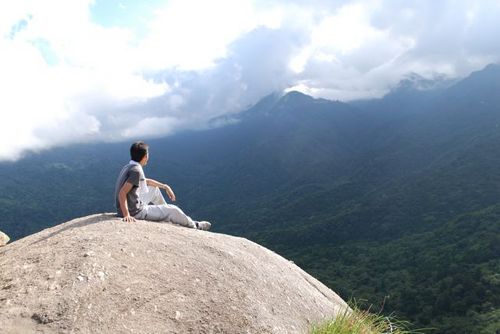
311, 305, 427, 334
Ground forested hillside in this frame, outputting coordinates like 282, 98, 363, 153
1, 64, 500, 333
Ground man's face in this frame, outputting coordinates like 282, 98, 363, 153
141, 151, 149, 166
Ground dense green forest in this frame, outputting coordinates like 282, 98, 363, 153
1, 64, 500, 333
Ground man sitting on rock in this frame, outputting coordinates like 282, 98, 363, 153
115, 141, 211, 230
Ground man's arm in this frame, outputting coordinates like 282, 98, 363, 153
146, 178, 176, 201
119, 181, 136, 222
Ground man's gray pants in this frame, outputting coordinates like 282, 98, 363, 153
134, 186, 196, 228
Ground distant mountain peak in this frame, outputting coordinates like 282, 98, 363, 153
392, 72, 455, 93
252, 91, 282, 109
281, 90, 314, 101
483, 62, 500, 71
277, 91, 334, 109
234, 91, 314, 119
461, 62, 500, 81
445, 63, 500, 100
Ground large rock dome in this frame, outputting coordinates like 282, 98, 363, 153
0, 213, 348, 333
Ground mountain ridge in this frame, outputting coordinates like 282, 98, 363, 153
1, 63, 500, 333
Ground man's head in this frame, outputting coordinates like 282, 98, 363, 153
130, 141, 149, 165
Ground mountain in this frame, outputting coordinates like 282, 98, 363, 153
0, 214, 347, 333
1, 64, 500, 333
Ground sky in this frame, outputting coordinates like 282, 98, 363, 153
1, 0, 500, 161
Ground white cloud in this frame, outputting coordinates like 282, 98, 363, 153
139, 0, 254, 71
0, 0, 168, 160
285, 0, 500, 100
311, 4, 378, 54
121, 116, 181, 138
1, 0, 500, 160
137, 0, 286, 71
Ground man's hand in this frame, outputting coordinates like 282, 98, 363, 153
122, 215, 136, 223
119, 182, 135, 222
165, 186, 176, 202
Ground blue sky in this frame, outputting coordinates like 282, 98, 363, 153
1, 0, 500, 160
90, 0, 164, 38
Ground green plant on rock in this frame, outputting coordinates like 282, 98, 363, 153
311, 304, 426, 334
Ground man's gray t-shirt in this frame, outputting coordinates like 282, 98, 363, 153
115, 164, 144, 217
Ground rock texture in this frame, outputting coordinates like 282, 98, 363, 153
0, 230, 9, 246
0, 213, 348, 333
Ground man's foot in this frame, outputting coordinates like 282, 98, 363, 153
195, 221, 211, 231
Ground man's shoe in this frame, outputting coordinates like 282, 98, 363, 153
195, 221, 211, 231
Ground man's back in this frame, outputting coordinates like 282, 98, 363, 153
114, 163, 144, 217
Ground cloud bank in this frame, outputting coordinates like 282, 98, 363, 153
1, 0, 500, 160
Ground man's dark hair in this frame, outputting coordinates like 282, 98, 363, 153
130, 141, 149, 162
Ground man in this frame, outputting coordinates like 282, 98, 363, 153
115, 141, 211, 230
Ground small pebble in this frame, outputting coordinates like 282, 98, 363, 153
97, 271, 106, 280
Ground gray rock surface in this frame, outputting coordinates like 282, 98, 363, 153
0, 213, 348, 333
0, 230, 9, 246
